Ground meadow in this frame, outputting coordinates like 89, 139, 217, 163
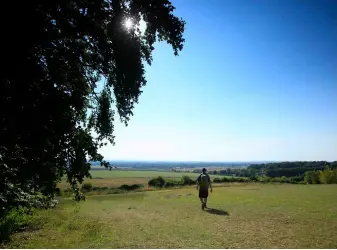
6, 183, 337, 249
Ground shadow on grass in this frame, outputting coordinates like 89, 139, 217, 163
205, 208, 229, 216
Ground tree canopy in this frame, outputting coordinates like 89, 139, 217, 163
0, 0, 185, 218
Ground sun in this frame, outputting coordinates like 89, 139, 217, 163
124, 18, 133, 29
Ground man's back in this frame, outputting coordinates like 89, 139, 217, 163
198, 173, 210, 188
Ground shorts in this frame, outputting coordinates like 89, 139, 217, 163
199, 188, 208, 198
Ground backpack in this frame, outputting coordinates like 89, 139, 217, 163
199, 173, 209, 187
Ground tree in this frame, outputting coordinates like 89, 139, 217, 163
0, 0, 185, 219
319, 167, 337, 184
304, 171, 320, 184
247, 169, 256, 178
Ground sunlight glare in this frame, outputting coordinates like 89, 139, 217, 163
124, 18, 133, 30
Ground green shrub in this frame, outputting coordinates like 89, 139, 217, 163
148, 176, 166, 188
236, 178, 246, 183
92, 186, 101, 191
222, 177, 230, 182
165, 180, 181, 187
260, 176, 271, 183
181, 175, 196, 185
287, 175, 304, 184
63, 188, 72, 197
280, 176, 287, 183
304, 171, 320, 184
213, 177, 222, 183
120, 184, 131, 190
132, 184, 144, 189
108, 188, 124, 194
81, 183, 93, 191
0, 208, 32, 243
270, 177, 281, 183
249, 176, 259, 182
319, 168, 337, 184
119, 184, 144, 191
55, 188, 61, 196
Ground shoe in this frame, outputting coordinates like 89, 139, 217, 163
201, 203, 205, 210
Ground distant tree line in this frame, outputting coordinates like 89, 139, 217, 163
247, 161, 337, 178
191, 168, 257, 177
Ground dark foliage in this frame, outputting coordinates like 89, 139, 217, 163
248, 161, 337, 177
287, 175, 304, 183
0, 0, 185, 220
0, 208, 33, 243
119, 184, 143, 191
213, 177, 222, 183
181, 175, 196, 185
304, 171, 320, 184
249, 176, 259, 182
165, 180, 181, 187
81, 183, 93, 191
148, 176, 166, 188
222, 177, 230, 182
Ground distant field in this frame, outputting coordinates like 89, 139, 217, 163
8, 184, 337, 248
90, 170, 220, 179
58, 170, 224, 189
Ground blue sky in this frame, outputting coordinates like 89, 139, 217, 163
100, 0, 337, 162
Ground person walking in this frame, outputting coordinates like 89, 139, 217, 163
196, 168, 212, 210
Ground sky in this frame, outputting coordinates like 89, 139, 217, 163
100, 0, 337, 162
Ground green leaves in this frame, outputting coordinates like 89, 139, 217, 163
0, 0, 185, 216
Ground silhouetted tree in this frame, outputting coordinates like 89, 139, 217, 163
0, 0, 185, 219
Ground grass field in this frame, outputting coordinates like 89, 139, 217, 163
7, 184, 337, 248
90, 170, 208, 178
58, 170, 223, 189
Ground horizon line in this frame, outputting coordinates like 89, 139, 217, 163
92, 159, 336, 163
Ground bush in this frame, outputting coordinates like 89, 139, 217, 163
319, 168, 337, 184
270, 177, 281, 183
81, 183, 93, 191
0, 208, 32, 243
287, 175, 304, 184
222, 177, 230, 182
55, 188, 61, 196
249, 176, 259, 182
213, 177, 222, 183
260, 176, 271, 183
230, 177, 238, 182
63, 188, 72, 197
92, 186, 101, 191
181, 175, 196, 185
236, 178, 246, 183
107, 188, 124, 194
132, 184, 144, 189
304, 171, 320, 184
119, 184, 144, 191
165, 180, 181, 188
280, 176, 287, 183
148, 176, 166, 188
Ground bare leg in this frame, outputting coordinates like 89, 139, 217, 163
200, 198, 205, 210
204, 198, 207, 208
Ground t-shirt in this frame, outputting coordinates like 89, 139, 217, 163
197, 173, 210, 188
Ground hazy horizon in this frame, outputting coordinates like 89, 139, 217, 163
99, 0, 337, 162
